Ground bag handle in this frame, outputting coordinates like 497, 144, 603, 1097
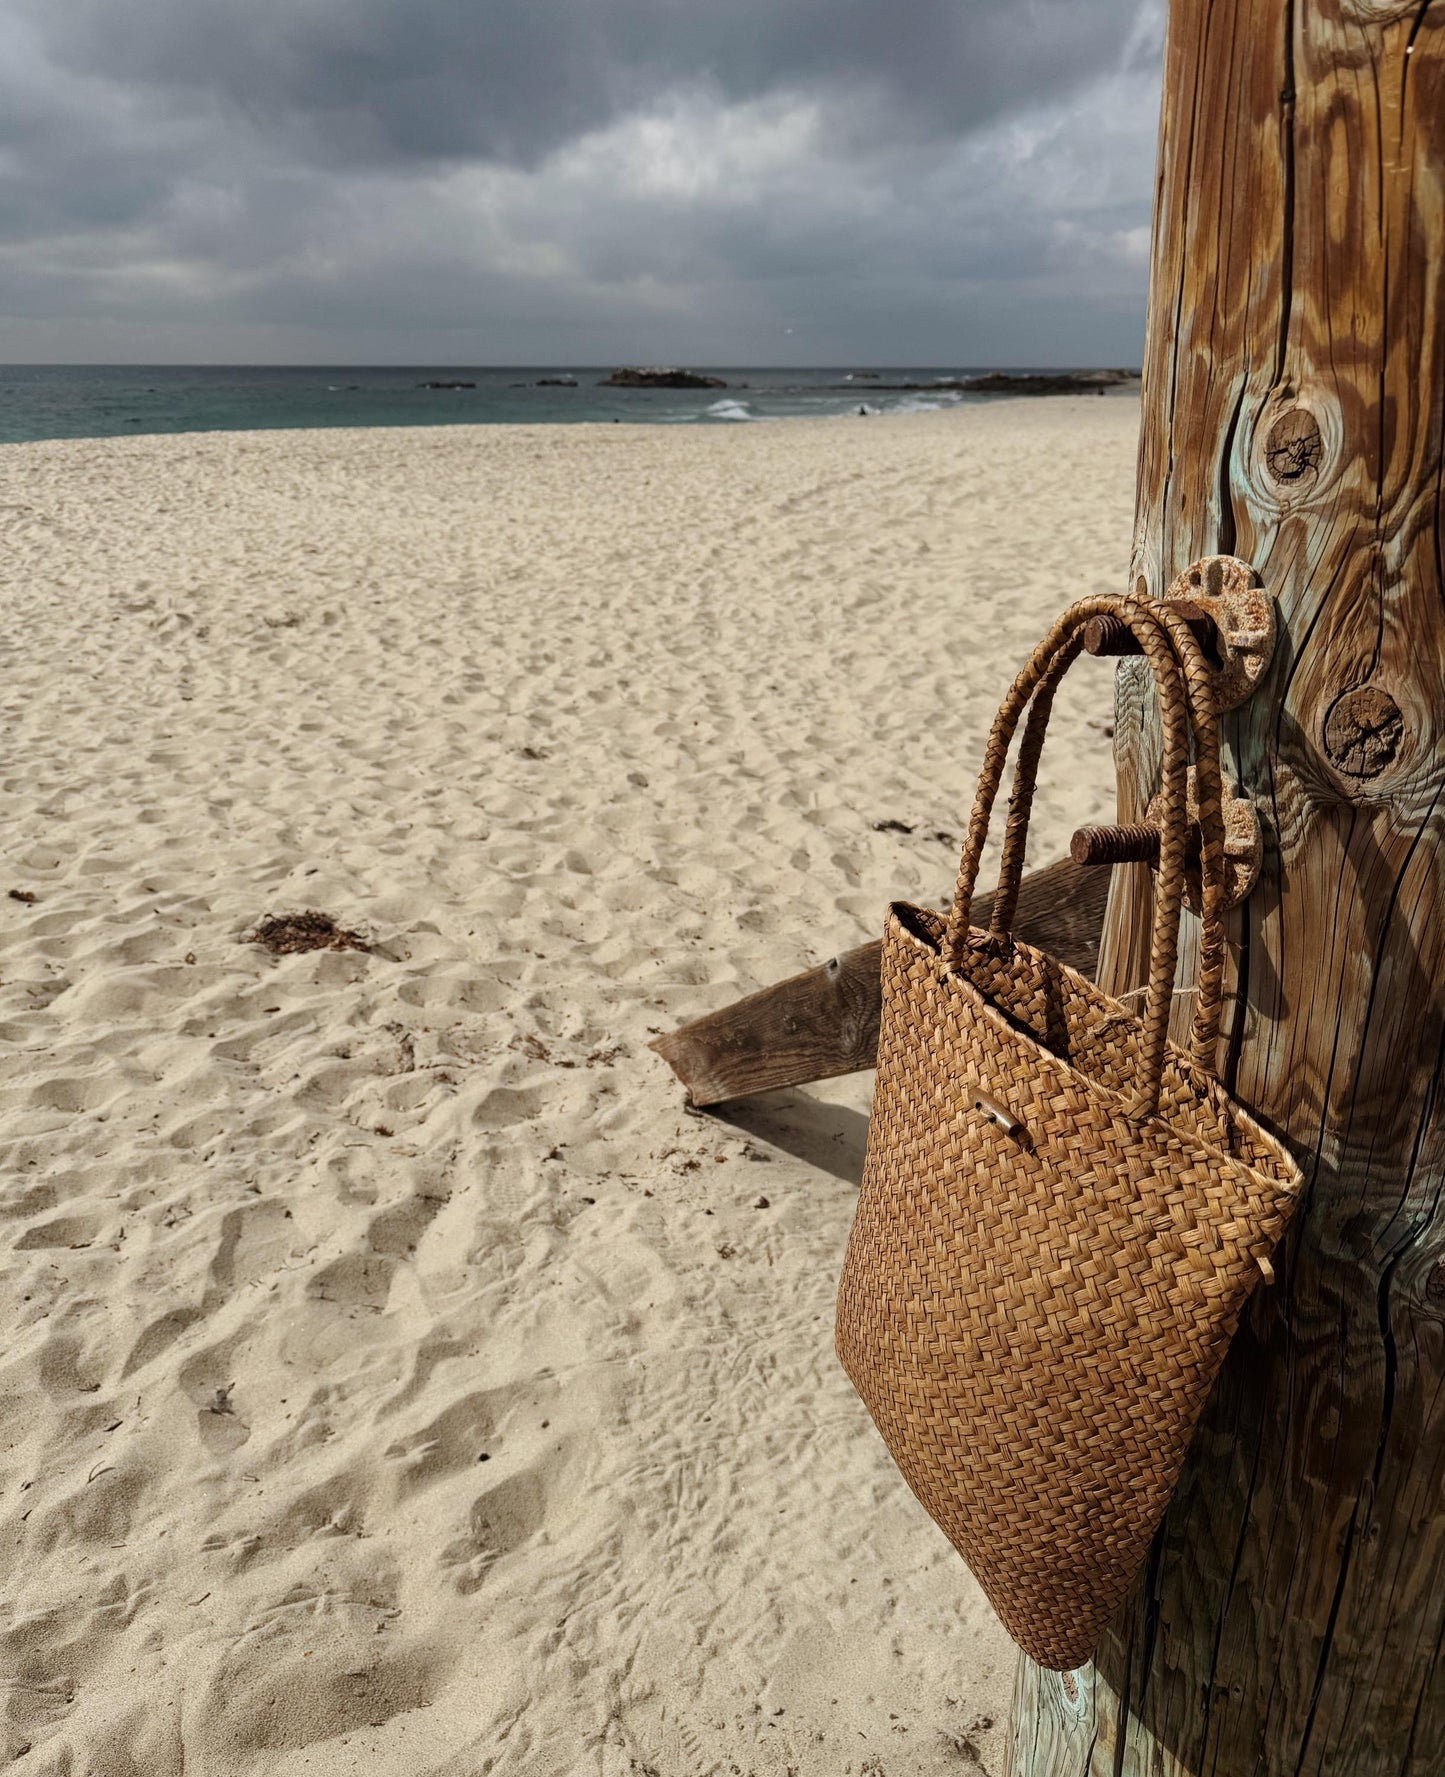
986, 598, 1229, 1073
1151, 601, 1228, 1071
942, 595, 1214, 1123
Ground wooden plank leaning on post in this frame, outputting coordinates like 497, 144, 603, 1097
650, 855, 1109, 1106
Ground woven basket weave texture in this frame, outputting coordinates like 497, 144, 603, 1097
835, 594, 1302, 1672
836, 907, 1299, 1670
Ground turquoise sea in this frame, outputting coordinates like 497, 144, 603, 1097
0, 364, 1123, 446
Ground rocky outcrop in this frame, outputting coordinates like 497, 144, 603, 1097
601, 368, 728, 390
824, 369, 1140, 397
958, 369, 1138, 396
536, 377, 578, 387
416, 381, 476, 390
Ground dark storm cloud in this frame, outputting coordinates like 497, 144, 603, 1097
0, 0, 1164, 363
18, 0, 1154, 168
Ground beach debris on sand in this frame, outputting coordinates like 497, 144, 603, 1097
244, 910, 371, 955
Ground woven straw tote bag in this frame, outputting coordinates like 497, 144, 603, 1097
835, 594, 1302, 1672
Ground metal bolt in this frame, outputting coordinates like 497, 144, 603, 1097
1069, 822, 1204, 868
1082, 600, 1216, 659
1070, 823, 1161, 867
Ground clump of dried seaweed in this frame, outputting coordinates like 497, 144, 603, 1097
245, 911, 371, 956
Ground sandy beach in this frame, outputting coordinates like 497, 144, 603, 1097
1, 399, 1134, 1776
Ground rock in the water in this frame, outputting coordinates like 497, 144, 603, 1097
958, 369, 1138, 396
601, 368, 728, 390
824, 368, 1140, 397
416, 380, 476, 390
537, 377, 579, 387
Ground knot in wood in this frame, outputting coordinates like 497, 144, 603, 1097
1427, 1258, 1445, 1306
1263, 408, 1323, 487
1323, 686, 1405, 779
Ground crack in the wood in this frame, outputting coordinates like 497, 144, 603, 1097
1111, 1528, 1169, 1765
1275, 0, 1297, 385
1159, 3, 1214, 569
1403, 1, 1434, 110
1223, 901, 1249, 1098
1373, 43, 1389, 307
1375, 56, 1392, 556
1217, 381, 1246, 556
1291, 1507, 1363, 1774
1403, 1602, 1445, 1767
1374, 1259, 1401, 1487
1196, 1388, 1269, 1770
1096, 1603, 1139, 1775
1128, 1531, 1168, 1764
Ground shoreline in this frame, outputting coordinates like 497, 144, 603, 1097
0, 365, 1141, 449
0, 387, 1140, 453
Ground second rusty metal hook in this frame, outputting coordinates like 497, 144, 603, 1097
1069, 775, 1262, 911
1085, 558, 1277, 713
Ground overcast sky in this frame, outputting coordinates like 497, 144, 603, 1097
0, 0, 1165, 365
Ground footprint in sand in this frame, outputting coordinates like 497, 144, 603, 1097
441, 1466, 549, 1595
381, 1385, 514, 1498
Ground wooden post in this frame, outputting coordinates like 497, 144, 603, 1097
1011, 4, 1445, 1774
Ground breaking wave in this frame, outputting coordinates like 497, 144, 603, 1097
704, 399, 754, 421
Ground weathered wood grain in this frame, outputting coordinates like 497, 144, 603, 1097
651, 937, 882, 1108
650, 856, 1108, 1106
1012, 4, 1445, 1774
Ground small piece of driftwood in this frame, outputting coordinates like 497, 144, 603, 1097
650, 855, 1109, 1106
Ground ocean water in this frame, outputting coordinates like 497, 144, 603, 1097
0, 364, 1121, 446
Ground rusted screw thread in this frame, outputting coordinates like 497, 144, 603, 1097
1070, 823, 1161, 866
1070, 822, 1203, 867
1081, 615, 1134, 656
1083, 601, 1216, 658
